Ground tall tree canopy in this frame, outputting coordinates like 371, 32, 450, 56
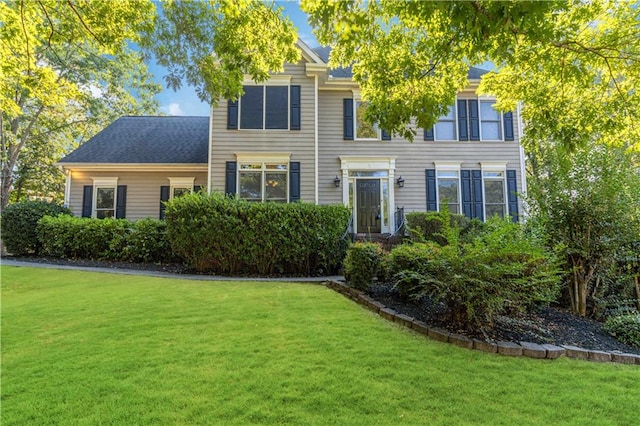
141, 0, 300, 104
0, 0, 160, 209
301, 0, 640, 150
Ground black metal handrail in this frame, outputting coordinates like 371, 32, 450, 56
341, 214, 354, 242
389, 206, 405, 238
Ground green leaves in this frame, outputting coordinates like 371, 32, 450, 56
142, 0, 300, 104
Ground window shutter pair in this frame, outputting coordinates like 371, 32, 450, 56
224, 161, 301, 202
82, 185, 126, 219
457, 100, 479, 141
227, 86, 301, 130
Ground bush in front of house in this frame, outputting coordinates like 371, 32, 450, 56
405, 211, 484, 245
388, 215, 561, 333
1, 200, 71, 255
37, 216, 173, 263
164, 192, 351, 275
604, 313, 640, 348
38, 215, 129, 260
343, 242, 383, 290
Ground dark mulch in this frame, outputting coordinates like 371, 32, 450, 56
369, 283, 640, 355
6, 256, 639, 355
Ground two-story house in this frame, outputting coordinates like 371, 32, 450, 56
58, 39, 525, 234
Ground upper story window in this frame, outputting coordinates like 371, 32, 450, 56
425, 99, 514, 142
343, 98, 390, 141
480, 101, 502, 141
227, 79, 301, 131
355, 101, 379, 140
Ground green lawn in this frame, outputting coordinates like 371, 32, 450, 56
2, 266, 639, 425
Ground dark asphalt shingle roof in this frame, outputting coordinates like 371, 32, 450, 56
311, 46, 488, 80
59, 116, 209, 164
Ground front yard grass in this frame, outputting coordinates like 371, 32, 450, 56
2, 266, 639, 425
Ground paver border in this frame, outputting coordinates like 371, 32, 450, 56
326, 279, 640, 365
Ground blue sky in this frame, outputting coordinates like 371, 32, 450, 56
152, 1, 316, 117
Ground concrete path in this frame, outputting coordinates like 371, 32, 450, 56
1, 259, 344, 283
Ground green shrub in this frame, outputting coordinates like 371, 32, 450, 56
388, 242, 442, 298
38, 216, 129, 260
405, 211, 483, 244
343, 242, 383, 290
165, 192, 350, 275
604, 313, 640, 348
1, 201, 71, 255
121, 219, 175, 264
391, 217, 561, 332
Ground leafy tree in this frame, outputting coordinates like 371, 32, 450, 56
0, 0, 160, 210
301, 0, 640, 150
526, 143, 640, 317
141, 0, 300, 104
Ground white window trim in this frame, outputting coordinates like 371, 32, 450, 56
434, 162, 462, 214
434, 104, 457, 141
168, 177, 195, 200
351, 93, 381, 141
91, 177, 118, 219
235, 153, 291, 203
481, 162, 508, 219
238, 80, 291, 131
478, 99, 503, 142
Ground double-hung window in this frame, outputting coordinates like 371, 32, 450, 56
434, 105, 457, 141
238, 160, 288, 202
355, 100, 379, 140
482, 166, 507, 218
434, 163, 461, 214
480, 101, 502, 141
93, 178, 118, 219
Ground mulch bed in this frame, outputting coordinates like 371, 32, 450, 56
369, 283, 640, 355
7, 256, 640, 355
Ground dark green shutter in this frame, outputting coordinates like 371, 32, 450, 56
461, 170, 472, 219
290, 85, 301, 130
381, 129, 391, 140
425, 169, 437, 211
159, 186, 170, 219
289, 161, 300, 202
457, 100, 468, 141
225, 161, 237, 196
507, 170, 519, 222
82, 185, 93, 218
472, 170, 484, 221
343, 99, 354, 140
227, 100, 238, 130
115, 185, 127, 219
424, 128, 434, 141
469, 100, 480, 141
503, 111, 514, 141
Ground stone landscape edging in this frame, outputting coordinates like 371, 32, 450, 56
325, 280, 640, 365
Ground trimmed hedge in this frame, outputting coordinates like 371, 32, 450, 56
37, 216, 172, 263
1, 201, 71, 255
164, 192, 351, 275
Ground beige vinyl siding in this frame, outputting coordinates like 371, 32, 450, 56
68, 170, 207, 220
318, 90, 525, 214
210, 61, 316, 202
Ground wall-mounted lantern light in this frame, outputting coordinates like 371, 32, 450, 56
333, 175, 341, 187
396, 176, 405, 188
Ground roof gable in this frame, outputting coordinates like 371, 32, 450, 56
59, 116, 209, 165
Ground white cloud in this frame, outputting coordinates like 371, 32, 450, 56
164, 103, 185, 116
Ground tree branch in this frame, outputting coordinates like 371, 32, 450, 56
19, 0, 31, 73
65, 0, 103, 47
